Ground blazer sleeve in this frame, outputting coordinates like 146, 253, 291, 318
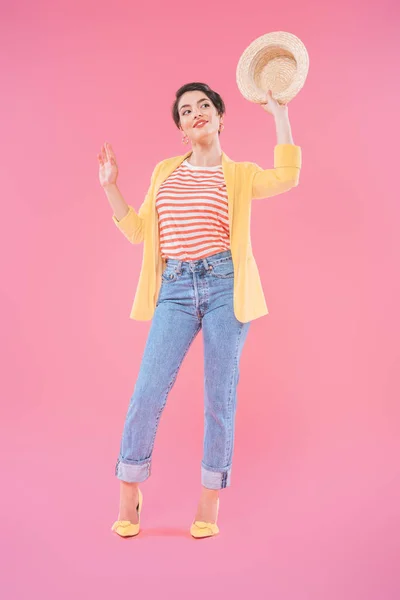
251, 144, 302, 200
111, 161, 162, 244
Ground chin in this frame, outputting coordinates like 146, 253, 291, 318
193, 129, 212, 138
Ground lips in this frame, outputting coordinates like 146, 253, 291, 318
193, 120, 208, 128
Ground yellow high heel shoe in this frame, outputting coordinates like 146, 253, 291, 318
111, 488, 143, 538
190, 498, 220, 538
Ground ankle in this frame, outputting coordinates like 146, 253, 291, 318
121, 481, 139, 492
200, 486, 220, 499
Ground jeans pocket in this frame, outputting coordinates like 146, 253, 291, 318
161, 266, 180, 283
209, 259, 234, 279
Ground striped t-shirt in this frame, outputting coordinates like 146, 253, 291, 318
155, 158, 230, 261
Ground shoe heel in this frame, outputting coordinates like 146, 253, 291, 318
137, 488, 143, 515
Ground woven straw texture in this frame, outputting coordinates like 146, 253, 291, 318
236, 31, 309, 105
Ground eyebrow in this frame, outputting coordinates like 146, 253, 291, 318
179, 97, 210, 112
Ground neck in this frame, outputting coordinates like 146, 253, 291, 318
186, 137, 223, 167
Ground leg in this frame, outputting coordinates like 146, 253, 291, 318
201, 303, 251, 490
116, 301, 201, 484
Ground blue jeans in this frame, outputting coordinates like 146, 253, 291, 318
115, 249, 251, 490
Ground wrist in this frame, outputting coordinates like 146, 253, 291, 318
274, 110, 289, 123
103, 182, 118, 193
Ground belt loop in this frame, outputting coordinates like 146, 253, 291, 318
177, 259, 182, 274
202, 257, 209, 272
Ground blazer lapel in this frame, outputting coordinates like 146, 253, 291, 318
154, 150, 192, 195
221, 152, 235, 235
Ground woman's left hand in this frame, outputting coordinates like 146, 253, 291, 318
260, 89, 288, 119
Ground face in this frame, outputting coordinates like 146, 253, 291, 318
178, 90, 222, 141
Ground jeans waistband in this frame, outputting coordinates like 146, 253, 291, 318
165, 249, 232, 272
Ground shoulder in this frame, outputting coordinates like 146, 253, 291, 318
222, 152, 259, 173
152, 154, 259, 177
151, 153, 188, 174
231, 160, 260, 176
159, 153, 188, 166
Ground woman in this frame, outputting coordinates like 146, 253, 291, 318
97, 82, 301, 539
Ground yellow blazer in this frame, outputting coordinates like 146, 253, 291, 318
112, 143, 302, 323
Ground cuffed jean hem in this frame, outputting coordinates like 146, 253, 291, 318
115, 457, 151, 483
201, 464, 231, 490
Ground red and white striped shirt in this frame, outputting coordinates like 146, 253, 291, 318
155, 159, 230, 261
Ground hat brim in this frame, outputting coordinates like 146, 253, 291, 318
236, 31, 309, 104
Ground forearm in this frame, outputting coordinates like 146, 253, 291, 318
274, 112, 294, 145
251, 108, 300, 199
103, 183, 129, 221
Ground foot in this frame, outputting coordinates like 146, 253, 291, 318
194, 487, 219, 523
117, 481, 140, 524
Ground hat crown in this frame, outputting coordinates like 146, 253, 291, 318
236, 31, 309, 105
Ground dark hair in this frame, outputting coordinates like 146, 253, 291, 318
172, 82, 226, 135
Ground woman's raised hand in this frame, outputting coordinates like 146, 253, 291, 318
98, 142, 119, 188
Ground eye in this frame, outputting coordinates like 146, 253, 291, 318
182, 102, 210, 116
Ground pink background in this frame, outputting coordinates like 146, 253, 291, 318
1, 0, 399, 598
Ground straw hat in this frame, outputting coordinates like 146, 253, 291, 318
236, 31, 309, 105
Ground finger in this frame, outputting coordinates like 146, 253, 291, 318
262, 91, 271, 102
98, 153, 104, 165
105, 141, 116, 161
